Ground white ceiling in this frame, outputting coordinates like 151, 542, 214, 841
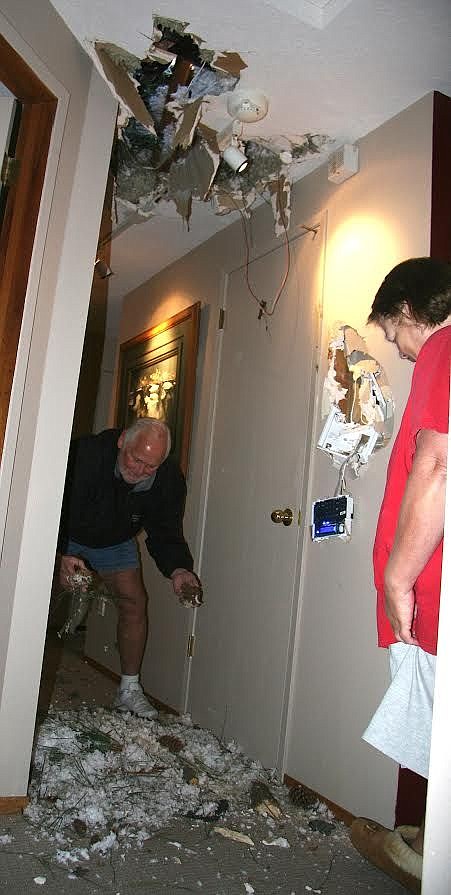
49, 0, 451, 303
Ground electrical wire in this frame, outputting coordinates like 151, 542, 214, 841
334, 442, 361, 498
217, 179, 318, 319
263, 175, 291, 318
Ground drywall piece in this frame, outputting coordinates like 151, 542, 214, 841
95, 42, 141, 72
168, 140, 221, 223
212, 188, 256, 216
319, 323, 394, 471
94, 43, 156, 134
167, 97, 203, 151
151, 17, 191, 41
211, 51, 248, 77
269, 174, 291, 236
197, 123, 220, 153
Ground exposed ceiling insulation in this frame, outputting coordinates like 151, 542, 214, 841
48, 0, 451, 300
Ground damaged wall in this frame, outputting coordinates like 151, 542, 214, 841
89, 93, 434, 827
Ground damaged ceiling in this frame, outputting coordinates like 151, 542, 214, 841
48, 0, 451, 301
94, 18, 329, 252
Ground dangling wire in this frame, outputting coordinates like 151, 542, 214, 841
262, 175, 291, 318
334, 442, 362, 498
216, 182, 318, 320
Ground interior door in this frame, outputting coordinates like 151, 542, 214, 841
188, 218, 324, 769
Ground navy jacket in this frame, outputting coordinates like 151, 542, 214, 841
58, 428, 194, 577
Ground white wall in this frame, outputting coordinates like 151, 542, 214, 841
94, 93, 433, 823
0, 0, 117, 797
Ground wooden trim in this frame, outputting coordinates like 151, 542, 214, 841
430, 91, 451, 261
119, 303, 201, 352
283, 773, 355, 827
82, 654, 179, 715
0, 795, 29, 814
0, 35, 55, 103
0, 36, 57, 461
82, 654, 121, 683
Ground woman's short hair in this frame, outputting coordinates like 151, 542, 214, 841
368, 257, 451, 326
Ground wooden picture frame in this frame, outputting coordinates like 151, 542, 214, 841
115, 303, 200, 475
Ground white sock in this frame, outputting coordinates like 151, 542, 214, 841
120, 673, 139, 690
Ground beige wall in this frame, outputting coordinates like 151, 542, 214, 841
285, 93, 433, 825
95, 93, 433, 823
0, 0, 117, 797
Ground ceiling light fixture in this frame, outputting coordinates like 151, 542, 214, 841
217, 88, 269, 176
222, 140, 249, 174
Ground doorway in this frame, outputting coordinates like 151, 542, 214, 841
189, 219, 324, 769
0, 35, 56, 463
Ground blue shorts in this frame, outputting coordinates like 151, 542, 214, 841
66, 538, 139, 573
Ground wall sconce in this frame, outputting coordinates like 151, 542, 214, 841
94, 258, 114, 279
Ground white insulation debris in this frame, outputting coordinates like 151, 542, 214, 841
25, 706, 264, 862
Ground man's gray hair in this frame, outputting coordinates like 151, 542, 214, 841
123, 418, 171, 461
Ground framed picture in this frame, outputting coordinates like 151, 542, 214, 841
115, 303, 200, 474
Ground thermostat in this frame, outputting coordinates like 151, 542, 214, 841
311, 495, 354, 541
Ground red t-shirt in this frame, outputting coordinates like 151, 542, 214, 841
373, 325, 451, 655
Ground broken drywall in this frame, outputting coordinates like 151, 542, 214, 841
93, 17, 330, 236
319, 323, 394, 473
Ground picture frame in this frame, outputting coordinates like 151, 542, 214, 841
115, 302, 200, 475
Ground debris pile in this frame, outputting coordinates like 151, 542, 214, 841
25, 707, 264, 863
23, 705, 337, 870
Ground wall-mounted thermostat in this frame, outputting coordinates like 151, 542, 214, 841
311, 494, 354, 541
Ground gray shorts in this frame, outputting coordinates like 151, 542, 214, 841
66, 538, 139, 573
362, 642, 436, 779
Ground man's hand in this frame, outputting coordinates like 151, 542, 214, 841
170, 568, 203, 606
58, 554, 91, 590
383, 579, 419, 645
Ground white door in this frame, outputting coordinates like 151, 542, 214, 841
188, 218, 324, 769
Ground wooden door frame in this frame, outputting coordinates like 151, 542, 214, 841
0, 34, 57, 462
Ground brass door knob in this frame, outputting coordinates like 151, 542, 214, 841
271, 508, 293, 526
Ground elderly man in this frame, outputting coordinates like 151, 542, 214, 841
57, 418, 201, 719
351, 257, 451, 893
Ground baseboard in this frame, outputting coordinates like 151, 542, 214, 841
82, 654, 179, 716
0, 795, 29, 814
82, 653, 121, 684
283, 774, 355, 827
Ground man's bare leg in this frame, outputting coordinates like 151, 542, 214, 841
100, 567, 157, 719
100, 567, 148, 674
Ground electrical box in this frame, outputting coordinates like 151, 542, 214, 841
328, 144, 359, 184
311, 494, 354, 541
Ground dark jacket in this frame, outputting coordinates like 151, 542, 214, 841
58, 428, 194, 577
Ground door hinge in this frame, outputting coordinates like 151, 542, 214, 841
187, 633, 195, 658
218, 307, 225, 330
1, 155, 20, 188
